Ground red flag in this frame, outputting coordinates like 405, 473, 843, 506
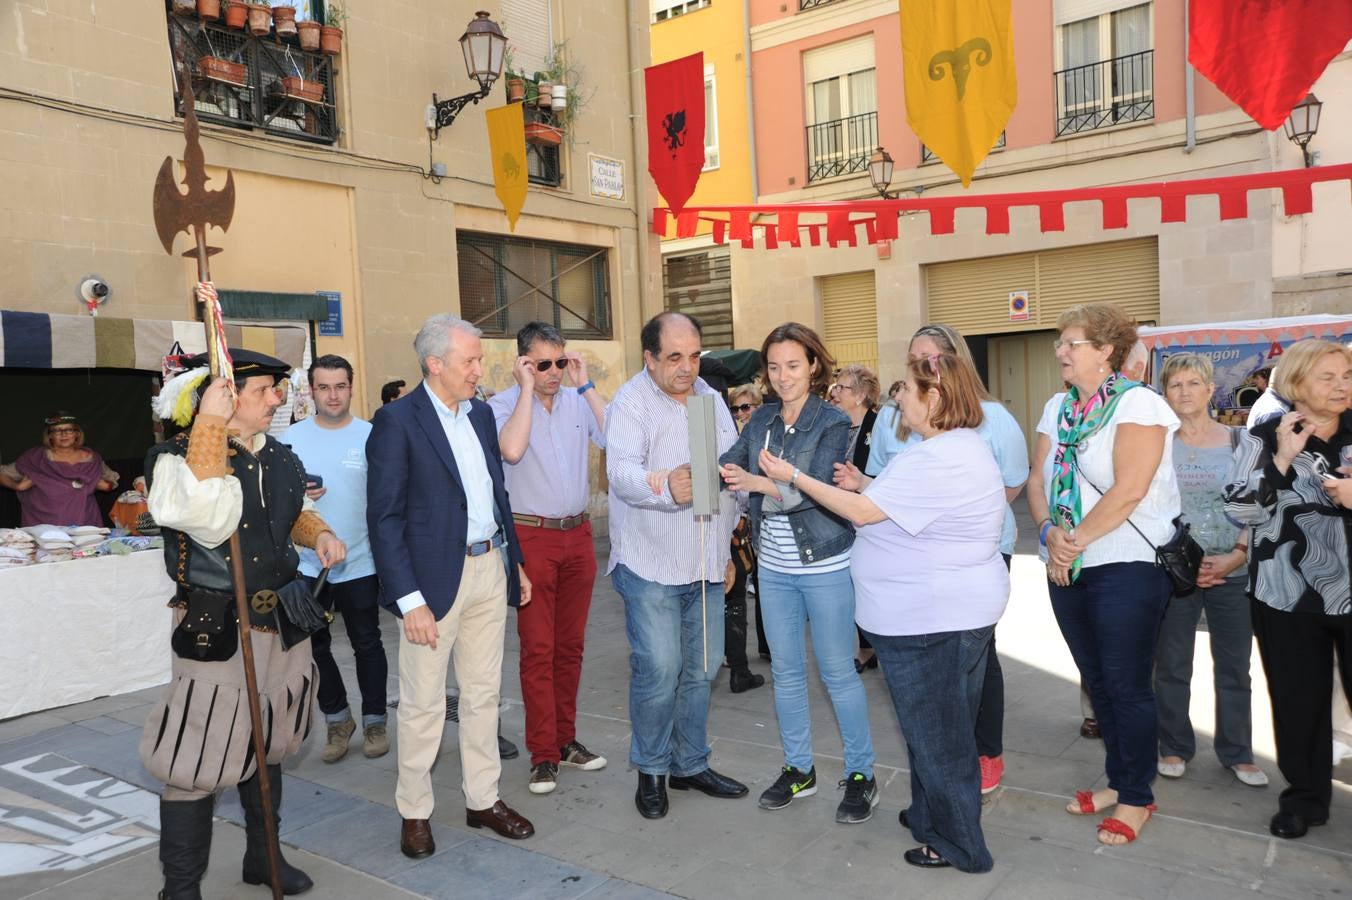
645, 53, 705, 215
1189, 1, 1352, 130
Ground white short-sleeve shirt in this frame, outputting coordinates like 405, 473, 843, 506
1036, 388, 1181, 568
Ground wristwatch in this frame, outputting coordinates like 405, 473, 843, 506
577, 380, 595, 395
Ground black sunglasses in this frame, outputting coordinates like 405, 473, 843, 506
732, 403, 757, 413
534, 357, 570, 372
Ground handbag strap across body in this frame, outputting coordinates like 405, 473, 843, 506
1076, 472, 1165, 554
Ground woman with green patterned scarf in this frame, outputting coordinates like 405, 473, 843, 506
1026, 304, 1181, 848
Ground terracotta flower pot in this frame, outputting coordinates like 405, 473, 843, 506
536, 81, 553, 109
297, 19, 321, 51
199, 56, 247, 86
319, 25, 343, 56
524, 122, 564, 146
271, 4, 298, 37
196, 0, 221, 19
280, 75, 324, 103
245, 3, 271, 35
506, 78, 525, 103
223, 3, 248, 28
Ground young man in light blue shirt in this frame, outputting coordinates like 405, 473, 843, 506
281, 354, 387, 763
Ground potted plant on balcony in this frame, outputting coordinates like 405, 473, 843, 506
221, 0, 248, 29
524, 121, 564, 146
320, 0, 346, 56
271, 2, 298, 37
245, 2, 271, 35
538, 43, 589, 134
196, 0, 222, 20
503, 46, 525, 103
296, 4, 321, 50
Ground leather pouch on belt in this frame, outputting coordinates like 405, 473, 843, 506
273, 578, 332, 651
171, 590, 239, 662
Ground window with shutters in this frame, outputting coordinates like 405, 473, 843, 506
652, 0, 711, 23
663, 247, 733, 349
804, 38, 877, 182
457, 232, 611, 339
1053, 2, 1153, 136
502, 0, 553, 77
704, 70, 719, 171
820, 272, 878, 374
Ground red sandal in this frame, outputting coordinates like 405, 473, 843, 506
1067, 790, 1112, 816
1097, 804, 1157, 844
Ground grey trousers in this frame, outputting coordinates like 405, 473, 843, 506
1153, 578, 1256, 766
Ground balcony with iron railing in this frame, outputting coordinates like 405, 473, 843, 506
806, 111, 878, 183
799, 0, 842, 9
166, 13, 339, 145
1053, 49, 1154, 137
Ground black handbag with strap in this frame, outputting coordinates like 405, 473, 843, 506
1080, 474, 1205, 596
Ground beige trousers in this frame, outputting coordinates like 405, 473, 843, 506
395, 552, 507, 818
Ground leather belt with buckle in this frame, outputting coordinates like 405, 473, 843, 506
466, 531, 506, 557
512, 512, 589, 531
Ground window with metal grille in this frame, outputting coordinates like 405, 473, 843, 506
165, 6, 339, 145
662, 247, 732, 350
1053, 2, 1154, 136
457, 232, 611, 340
652, 0, 711, 23
921, 132, 1006, 165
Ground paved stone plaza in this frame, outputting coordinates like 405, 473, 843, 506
3, 522, 1350, 899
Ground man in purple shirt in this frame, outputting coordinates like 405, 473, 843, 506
490, 322, 609, 796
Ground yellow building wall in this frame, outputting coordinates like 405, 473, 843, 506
650, 3, 755, 234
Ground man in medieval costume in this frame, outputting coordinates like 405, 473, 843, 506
140, 349, 346, 899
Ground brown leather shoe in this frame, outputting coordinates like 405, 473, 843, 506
466, 801, 535, 839
400, 818, 435, 859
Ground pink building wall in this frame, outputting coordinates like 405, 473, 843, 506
750, 0, 1238, 195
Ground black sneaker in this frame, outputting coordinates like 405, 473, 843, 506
835, 772, 879, 824
758, 766, 817, 810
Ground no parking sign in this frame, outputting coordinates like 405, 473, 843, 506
1008, 290, 1030, 321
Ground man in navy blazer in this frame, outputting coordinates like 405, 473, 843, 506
367, 312, 535, 859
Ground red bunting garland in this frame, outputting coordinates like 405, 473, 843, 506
652, 164, 1352, 247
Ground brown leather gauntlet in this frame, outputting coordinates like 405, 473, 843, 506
185, 415, 230, 480
291, 510, 332, 549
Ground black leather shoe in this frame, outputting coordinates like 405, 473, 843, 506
636, 773, 668, 819
498, 734, 520, 760
729, 669, 765, 693
1269, 811, 1326, 839
898, 808, 910, 829
668, 768, 749, 798
904, 845, 952, 868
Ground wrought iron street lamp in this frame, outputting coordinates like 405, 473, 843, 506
429, 11, 507, 140
1283, 93, 1323, 168
867, 147, 895, 199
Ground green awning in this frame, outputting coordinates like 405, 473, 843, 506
218, 290, 328, 321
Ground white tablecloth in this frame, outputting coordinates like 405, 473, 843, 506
1, 552, 175, 720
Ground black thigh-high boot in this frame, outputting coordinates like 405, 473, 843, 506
158, 794, 214, 900
238, 765, 314, 895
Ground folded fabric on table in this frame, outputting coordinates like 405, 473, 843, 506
0, 547, 29, 560
34, 549, 75, 564
22, 526, 70, 543
0, 555, 32, 568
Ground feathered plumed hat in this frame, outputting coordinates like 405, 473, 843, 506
153, 349, 290, 426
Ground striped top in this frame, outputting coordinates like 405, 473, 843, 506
758, 513, 850, 575
605, 370, 740, 586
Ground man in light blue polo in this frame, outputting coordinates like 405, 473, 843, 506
281, 354, 387, 763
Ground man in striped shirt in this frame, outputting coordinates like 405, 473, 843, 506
606, 312, 747, 819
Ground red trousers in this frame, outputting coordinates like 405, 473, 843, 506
516, 521, 598, 766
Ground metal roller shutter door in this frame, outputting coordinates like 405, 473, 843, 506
925, 237, 1160, 335
820, 271, 878, 373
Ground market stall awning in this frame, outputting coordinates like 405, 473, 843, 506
1139, 315, 1352, 351
654, 163, 1352, 247
0, 310, 308, 371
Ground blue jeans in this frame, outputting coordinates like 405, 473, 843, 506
1049, 561, 1171, 808
865, 626, 994, 874
759, 566, 874, 778
612, 564, 725, 776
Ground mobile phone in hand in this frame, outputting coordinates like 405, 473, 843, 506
305, 473, 324, 489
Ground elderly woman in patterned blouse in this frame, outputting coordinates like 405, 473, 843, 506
1223, 338, 1352, 842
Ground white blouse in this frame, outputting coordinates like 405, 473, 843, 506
1036, 388, 1181, 568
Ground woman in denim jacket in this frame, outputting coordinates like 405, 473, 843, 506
719, 323, 877, 824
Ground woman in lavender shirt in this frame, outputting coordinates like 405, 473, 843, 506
760, 353, 1008, 873
0, 412, 117, 527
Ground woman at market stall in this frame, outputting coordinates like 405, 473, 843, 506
1026, 304, 1179, 846
1223, 338, 1352, 840
0, 412, 117, 527
1153, 353, 1267, 787
762, 351, 1008, 872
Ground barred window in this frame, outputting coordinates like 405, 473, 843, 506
457, 232, 611, 340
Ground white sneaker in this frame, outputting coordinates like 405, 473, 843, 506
1157, 758, 1186, 778
1230, 764, 1269, 787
